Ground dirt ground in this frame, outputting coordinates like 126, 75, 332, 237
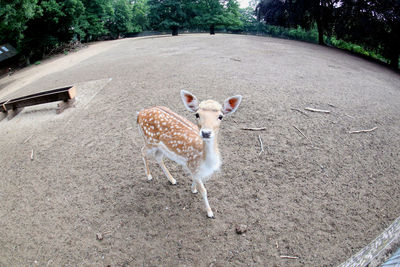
0, 34, 399, 267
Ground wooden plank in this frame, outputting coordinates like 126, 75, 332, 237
0, 86, 75, 112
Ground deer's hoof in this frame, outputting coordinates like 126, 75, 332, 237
207, 212, 215, 219
147, 175, 153, 181
191, 188, 198, 194
169, 180, 177, 185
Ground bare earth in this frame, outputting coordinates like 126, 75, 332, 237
0, 34, 399, 266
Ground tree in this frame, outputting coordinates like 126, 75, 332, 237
224, 0, 243, 32
148, 0, 186, 35
335, 0, 400, 68
239, 6, 258, 32
63, 0, 86, 41
110, 0, 133, 38
81, 0, 113, 41
256, 0, 337, 45
192, 0, 225, 34
20, 0, 87, 63
132, 0, 150, 32
0, 0, 39, 48
256, 0, 287, 27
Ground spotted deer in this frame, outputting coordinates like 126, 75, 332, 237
137, 90, 242, 218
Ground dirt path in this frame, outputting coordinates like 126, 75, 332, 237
0, 34, 399, 266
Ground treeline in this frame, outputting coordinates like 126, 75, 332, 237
0, 0, 399, 69
0, 0, 151, 64
255, 0, 400, 69
0, 0, 244, 64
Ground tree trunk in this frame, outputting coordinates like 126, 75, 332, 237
317, 20, 324, 45
210, 24, 215, 35
171, 26, 178, 36
315, 2, 325, 45
389, 52, 399, 70
287, 0, 294, 27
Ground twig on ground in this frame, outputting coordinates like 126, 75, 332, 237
280, 255, 299, 259
305, 107, 331, 113
293, 125, 312, 144
344, 113, 355, 119
241, 127, 266, 131
290, 107, 309, 117
349, 127, 377, 134
230, 58, 241, 62
22, 135, 33, 144
258, 135, 264, 155
30, 149, 34, 161
328, 103, 337, 108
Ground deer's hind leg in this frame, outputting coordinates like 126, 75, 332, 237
154, 150, 177, 185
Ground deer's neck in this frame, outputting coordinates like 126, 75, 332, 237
199, 135, 221, 177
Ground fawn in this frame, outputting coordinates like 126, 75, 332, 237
137, 90, 242, 218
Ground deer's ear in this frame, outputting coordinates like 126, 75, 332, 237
222, 95, 242, 115
181, 90, 199, 112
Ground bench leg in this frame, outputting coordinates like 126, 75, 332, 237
57, 98, 75, 114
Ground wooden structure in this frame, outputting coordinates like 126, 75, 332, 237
0, 44, 18, 62
0, 86, 76, 117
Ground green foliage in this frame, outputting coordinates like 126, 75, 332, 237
239, 6, 257, 32
191, 0, 225, 30
110, 0, 133, 37
0, 0, 39, 47
132, 0, 150, 32
148, 0, 186, 32
81, 0, 114, 41
334, 0, 400, 68
259, 24, 319, 43
224, 0, 243, 31
325, 36, 388, 63
1, 0, 397, 70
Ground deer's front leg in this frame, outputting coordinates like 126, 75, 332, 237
196, 180, 214, 218
141, 146, 152, 180
191, 180, 198, 194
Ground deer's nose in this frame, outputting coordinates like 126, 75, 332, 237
201, 130, 212, 139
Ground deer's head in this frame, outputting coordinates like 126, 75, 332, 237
181, 90, 242, 141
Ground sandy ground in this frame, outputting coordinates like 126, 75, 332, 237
0, 34, 399, 266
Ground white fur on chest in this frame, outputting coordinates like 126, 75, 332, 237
194, 141, 221, 181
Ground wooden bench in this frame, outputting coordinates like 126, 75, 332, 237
0, 86, 76, 119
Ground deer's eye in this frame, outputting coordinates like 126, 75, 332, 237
218, 115, 223, 120
195, 113, 200, 119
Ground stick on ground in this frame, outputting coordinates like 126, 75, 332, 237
345, 113, 355, 119
258, 134, 264, 155
22, 135, 33, 144
241, 127, 266, 131
290, 108, 309, 117
280, 255, 299, 259
305, 107, 331, 113
349, 127, 378, 134
293, 125, 312, 143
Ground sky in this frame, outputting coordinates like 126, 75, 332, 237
238, 0, 249, 8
